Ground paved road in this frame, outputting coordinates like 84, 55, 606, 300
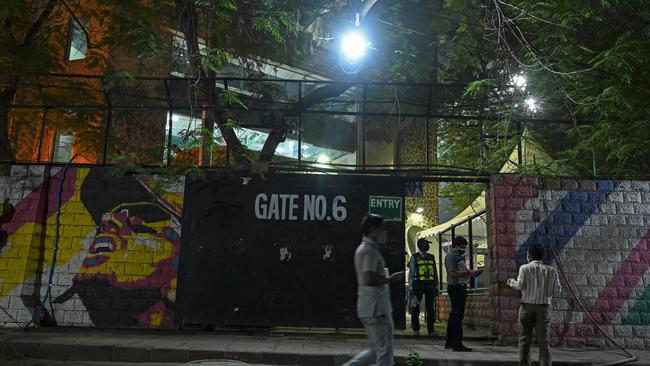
5, 359, 277, 366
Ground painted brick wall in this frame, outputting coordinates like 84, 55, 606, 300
0, 165, 183, 328
489, 174, 650, 349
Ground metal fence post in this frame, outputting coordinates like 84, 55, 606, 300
361, 83, 368, 170
298, 81, 302, 166
468, 217, 474, 289
163, 79, 173, 166
425, 85, 432, 168
37, 108, 47, 162
102, 92, 112, 166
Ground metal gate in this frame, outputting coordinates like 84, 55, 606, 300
176, 171, 406, 328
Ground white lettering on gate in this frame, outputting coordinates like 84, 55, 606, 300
256, 193, 348, 221
268, 194, 279, 219
304, 195, 316, 220
255, 193, 268, 219
332, 196, 347, 221
288, 194, 299, 220
315, 195, 327, 220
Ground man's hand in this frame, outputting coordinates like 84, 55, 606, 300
389, 271, 405, 283
506, 278, 516, 288
362, 270, 404, 287
471, 269, 484, 277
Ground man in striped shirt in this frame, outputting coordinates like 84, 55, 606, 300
507, 244, 562, 366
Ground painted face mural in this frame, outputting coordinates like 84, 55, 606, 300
55, 169, 182, 327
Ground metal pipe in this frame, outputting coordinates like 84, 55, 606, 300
425, 85, 433, 168
102, 92, 112, 166
163, 80, 173, 166
298, 81, 302, 166
37, 108, 47, 163
468, 217, 474, 289
361, 84, 368, 170
438, 232, 444, 288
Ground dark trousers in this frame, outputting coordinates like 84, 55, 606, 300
519, 304, 551, 366
446, 284, 467, 347
411, 281, 437, 333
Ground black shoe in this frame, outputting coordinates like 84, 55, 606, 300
453, 345, 472, 352
444, 344, 451, 349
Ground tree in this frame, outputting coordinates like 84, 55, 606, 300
484, 0, 650, 176
0, 0, 351, 175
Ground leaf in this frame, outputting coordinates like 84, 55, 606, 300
220, 91, 248, 110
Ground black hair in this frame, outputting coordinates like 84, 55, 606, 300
361, 213, 384, 235
528, 244, 545, 260
452, 236, 468, 247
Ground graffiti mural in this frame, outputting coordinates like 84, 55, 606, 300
491, 176, 650, 348
0, 167, 183, 328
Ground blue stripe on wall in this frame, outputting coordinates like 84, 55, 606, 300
516, 180, 618, 268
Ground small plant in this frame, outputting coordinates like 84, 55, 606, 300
406, 351, 423, 366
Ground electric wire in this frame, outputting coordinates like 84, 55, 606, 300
25, 153, 87, 329
551, 245, 637, 365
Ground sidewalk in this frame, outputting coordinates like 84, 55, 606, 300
1, 328, 649, 366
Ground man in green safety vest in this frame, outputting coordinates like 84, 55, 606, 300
408, 238, 439, 336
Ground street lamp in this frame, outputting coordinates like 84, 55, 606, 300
339, 10, 370, 72
341, 30, 369, 62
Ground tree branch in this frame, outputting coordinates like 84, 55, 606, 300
257, 82, 353, 163
22, 0, 59, 47
176, 0, 249, 167
59, 0, 93, 49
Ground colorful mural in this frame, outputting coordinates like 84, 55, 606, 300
490, 176, 650, 348
0, 167, 183, 328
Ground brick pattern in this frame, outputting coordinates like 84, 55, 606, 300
488, 174, 539, 337
436, 293, 491, 328
0, 166, 183, 328
489, 174, 650, 349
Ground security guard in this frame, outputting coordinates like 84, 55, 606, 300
408, 238, 439, 336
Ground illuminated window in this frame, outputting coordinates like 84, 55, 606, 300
67, 19, 88, 61
52, 130, 73, 163
163, 113, 202, 163
170, 35, 207, 77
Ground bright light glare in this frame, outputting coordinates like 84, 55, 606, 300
317, 154, 330, 164
415, 207, 425, 214
341, 31, 368, 61
525, 97, 539, 113
512, 74, 527, 90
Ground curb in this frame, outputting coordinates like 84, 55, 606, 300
3, 338, 639, 366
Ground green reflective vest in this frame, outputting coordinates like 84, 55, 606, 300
413, 254, 436, 282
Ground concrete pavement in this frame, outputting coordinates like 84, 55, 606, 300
1, 328, 649, 366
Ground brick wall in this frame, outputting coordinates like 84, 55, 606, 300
0, 165, 183, 328
489, 174, 650, 349
436, 292, 491, 328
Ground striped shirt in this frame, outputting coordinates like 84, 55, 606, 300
509, 260, 562, 305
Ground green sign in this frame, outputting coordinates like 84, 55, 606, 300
368, 196, 403, 222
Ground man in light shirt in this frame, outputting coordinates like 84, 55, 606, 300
507, 244, 562, 366
344, 213, 405, 366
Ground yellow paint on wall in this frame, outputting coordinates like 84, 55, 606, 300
0, 169, 92, 298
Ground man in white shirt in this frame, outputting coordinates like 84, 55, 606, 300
344, 213, 404, 366
507, 244, 562, 366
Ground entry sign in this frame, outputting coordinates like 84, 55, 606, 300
369, 196, 403, 222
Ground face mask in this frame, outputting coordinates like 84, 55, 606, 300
420, 244, 430, 252
377, 230, 389, 245
457, 247, 466, 255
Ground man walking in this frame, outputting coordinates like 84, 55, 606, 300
344, 213, 404, 366
444, 236, 480, 352
408, 238, 439, 336
508, 244, 562, 366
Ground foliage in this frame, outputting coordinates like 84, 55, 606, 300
484, 0, 650, 176
406, 351, 423, 366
